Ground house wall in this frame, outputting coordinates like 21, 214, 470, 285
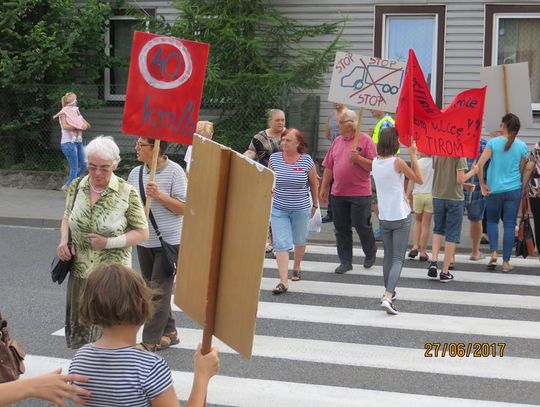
272, 0, 540, 158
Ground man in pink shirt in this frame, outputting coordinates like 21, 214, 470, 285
320, 110, 377, 273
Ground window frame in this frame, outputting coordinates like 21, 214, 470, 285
374, 5, 446, 108
484, 5, 540, 111
104, 9, 155, 101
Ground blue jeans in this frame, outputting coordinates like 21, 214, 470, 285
485, 188, 521, 261
271, 207, 311, 252
61, 142, 86, 186
380, 214, 411, 293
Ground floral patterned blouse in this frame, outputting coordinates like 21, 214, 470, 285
64, 174, 148, 278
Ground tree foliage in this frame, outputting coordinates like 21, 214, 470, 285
146, 0, 344, 150
0, 0, 116, 166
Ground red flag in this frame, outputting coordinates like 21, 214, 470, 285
395, 49, 486, 158
122, 32, 210, 144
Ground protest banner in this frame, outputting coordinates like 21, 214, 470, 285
395, 49, 486, 159
329, 52, 406, 113
122, 31, 209, 144
480, 62, 533, 132
175, 135, 274, 359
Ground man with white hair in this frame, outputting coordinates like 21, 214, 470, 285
320, 110, 378, 273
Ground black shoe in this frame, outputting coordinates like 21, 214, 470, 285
440, 271, 455, 283
321, 215, 333, 223
335, 263, 353, 274
480, 236, 489, 245
363, 255, 376, 269
427, 261, 438, 278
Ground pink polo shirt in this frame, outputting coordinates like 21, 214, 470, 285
322, 133, 376, 197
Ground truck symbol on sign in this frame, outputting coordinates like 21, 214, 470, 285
341, 65, 404, 95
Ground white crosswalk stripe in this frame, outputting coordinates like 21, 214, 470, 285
35, 244, 540, 406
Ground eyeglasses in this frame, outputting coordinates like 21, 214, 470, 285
88, 163, 113, 173
339, 120, 354, 124
136, 140, 152, 148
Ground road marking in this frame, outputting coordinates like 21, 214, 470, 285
263, 258, 540, 287
24, 354, 540, 406
259, 277, 540, 310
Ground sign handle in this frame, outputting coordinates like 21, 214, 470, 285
201, 151, 232, 355
144, 140, 161, 217
351, 107, 365, 152
502, 64, 510, 114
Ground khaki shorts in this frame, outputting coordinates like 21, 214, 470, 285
413, 192, 433, 214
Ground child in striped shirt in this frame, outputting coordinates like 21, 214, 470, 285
69, 263, 219, 407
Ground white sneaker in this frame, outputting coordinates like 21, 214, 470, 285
381, 298, 399, 315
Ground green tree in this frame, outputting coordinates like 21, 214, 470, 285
0, 0, 115, 168
146, 0, 344, 151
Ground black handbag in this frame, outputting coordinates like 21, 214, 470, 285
139, 167, 179, 276
515, 195, 536, 259
50, 178, 81, 284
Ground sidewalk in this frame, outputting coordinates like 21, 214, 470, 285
0, 186, 479, 250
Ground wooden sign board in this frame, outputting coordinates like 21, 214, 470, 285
175, 135, 274, 359
480, 62, 533, 132
329, 52, 406, 113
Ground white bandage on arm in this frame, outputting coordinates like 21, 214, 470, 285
105, 234, 127, 249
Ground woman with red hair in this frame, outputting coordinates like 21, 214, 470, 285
268, 128, 319, 294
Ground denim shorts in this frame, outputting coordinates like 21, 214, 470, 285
432, 198, 464, 243
270, 207, 311, 251
464, 196, 486, 221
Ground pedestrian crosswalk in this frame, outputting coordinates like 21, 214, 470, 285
25, 244, 540, 406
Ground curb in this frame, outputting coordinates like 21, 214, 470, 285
0, 217, 60, 229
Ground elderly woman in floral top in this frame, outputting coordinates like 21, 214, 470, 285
523, 140, 540, 252
56, 136, 148, 349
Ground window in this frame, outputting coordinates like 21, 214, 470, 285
485, 5, 540, 111
375, 6, 446, 107
105, 9, 155, 101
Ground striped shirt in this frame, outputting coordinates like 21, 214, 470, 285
68, 344, 173, 406
128, 158, 187, 248
269, 152, 314, 211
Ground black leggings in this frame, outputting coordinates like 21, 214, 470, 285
530, 197, 540, 252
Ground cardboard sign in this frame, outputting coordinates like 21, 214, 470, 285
175, 135, 274, 359
122, 31, 209, 144
480, 62, 533, 132
328, 52, 406, 113
395, 49, 486, 159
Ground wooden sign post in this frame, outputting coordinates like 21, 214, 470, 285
175, 135, 274, 358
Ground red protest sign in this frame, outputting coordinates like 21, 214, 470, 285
395, 49, 486, 159
122, 31, 209, 144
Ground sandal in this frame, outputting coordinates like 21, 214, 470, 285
486, 258, 497, 270
292, 270, 301, 281
136, 342, 158, 352
408, 249, 419, 259
419, 254, 429, 262
159, 331, 180, 350
501, 266, 513, 273
448, 262, 455, 270
272, 283, 288, 295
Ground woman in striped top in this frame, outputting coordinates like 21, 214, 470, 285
68, 263, 219, 407
268, 128, 319, 294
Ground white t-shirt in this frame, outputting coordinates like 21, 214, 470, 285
372, 157, 411, 221
412, 157, 434, 194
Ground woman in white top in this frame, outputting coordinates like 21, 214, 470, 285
372, 128, 423, 315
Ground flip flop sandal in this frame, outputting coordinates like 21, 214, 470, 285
159, 331, 180, 350
448, 262, 455, 270
502, 266, 513, 273
291, 270, 301, 281
419, 254, 429, 262
272, 283, 288, 295
136, 342, 158, 352
408, 249, 419, 258
486, 258, 497, 270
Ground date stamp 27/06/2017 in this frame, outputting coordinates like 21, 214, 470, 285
424, 342, 506, 358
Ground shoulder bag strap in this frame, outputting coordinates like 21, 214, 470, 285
67, 178, 82, 245
138, 166, 163, 241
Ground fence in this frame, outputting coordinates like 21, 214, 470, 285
0, 84, 320, 178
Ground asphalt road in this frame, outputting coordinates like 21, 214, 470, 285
1, 225, 540, 406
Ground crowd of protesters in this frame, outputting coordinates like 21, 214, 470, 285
3, 98, 539, 405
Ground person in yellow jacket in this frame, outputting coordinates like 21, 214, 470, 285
369, 110, 395, 144
369, 110, 395, 241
